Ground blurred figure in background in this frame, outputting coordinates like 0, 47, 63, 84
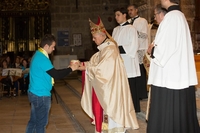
127, 4, 149, 101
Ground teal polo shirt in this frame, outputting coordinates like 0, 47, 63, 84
28, 50, 54, 96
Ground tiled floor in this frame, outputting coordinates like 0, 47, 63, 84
0, 89, 77, 133
0, 78, 199, 133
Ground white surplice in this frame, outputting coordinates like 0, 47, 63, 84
112, 24, 140, 78
128, 16, 148, 50
148, 10, 197, 89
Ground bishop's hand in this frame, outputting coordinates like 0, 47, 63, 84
69, 60, 80, 71
78, 62, 86, 71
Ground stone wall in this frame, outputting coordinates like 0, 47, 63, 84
50, 0, 196, 59
50, 0, 129, 59
136, 0, 197, 50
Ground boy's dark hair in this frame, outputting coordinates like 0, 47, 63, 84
114, 7, 128, 14
40, 34, 56, 48
114, 7, 128, 19
155, 4, 167, 15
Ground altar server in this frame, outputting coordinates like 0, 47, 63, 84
147, 0, 200, 133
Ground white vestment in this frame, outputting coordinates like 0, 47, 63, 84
81, 40, 139, 133
112, 24, 140, 78
128, 17, 148, 64
128, 17, 148, 50
148, 10, 197, 89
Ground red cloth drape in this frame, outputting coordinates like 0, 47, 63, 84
92, 89, 103, 132
81, 62, 103, 132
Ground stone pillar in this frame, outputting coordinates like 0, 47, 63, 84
194, 0, 200, 92
194, 0, 200, 33
194, 0, 200, 51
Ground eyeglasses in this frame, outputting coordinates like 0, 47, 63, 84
154, 12, 161, 17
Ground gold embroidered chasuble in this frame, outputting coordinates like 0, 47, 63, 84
81, 39, 139, 129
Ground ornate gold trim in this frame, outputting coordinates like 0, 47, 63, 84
0, 0, 50, 11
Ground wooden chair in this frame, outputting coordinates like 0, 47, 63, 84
0, 83, 5, 97
0, 75, 15, 97
0, 82, 13, 97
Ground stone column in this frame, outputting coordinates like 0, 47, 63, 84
194, 0, 200, 33
194, 0, 200, 51
194, 0, 200, 93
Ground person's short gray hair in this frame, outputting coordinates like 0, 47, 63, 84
155, 4, 167, 15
